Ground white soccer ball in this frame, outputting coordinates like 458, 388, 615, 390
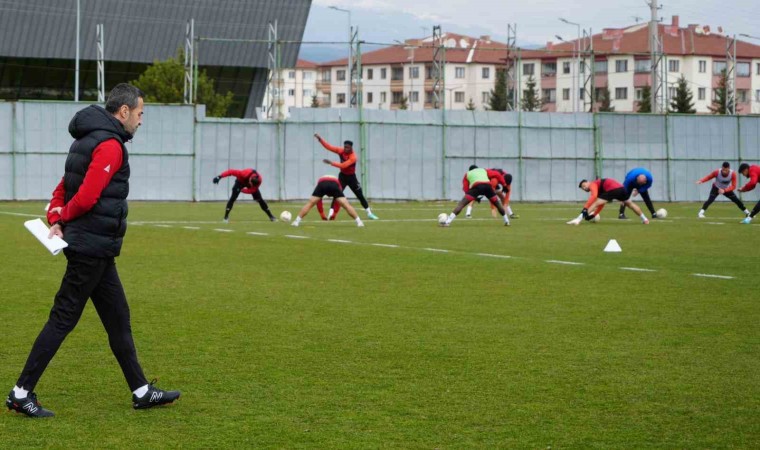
592, 214, 601, 223
656, 208, 668, 219
437, 213, 448, 225
279, 211, 292, 222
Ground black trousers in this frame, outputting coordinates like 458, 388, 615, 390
17, 251, 148, 392
226, 181, 272, 218
331, 173, 369, 210
702, 185, 746, 211
620, 190, 655, 215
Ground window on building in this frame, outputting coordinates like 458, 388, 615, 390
635, 88, 643, 101
756, 89, 760, 101
409, 91, 419, 102
615, 87, 628, 100
304, 72, 314, 80
288, 71, 296, 79
303, 89, 314, 98
668, 60, 680, 72
737, 62, 751, 77
454, 91, 465, 103
580, 88, 585, 100
426, 91, 434, 104
542, 62, 557, 76
322, 70, 331, 81
392, 91, 404, 104
562, 88, 570, 101
391, 67, 403, 80
381, 68, 387, 79
337, 70, 346, 81
367, 69, 373, 80
482, 67, 490, 79
409, 66, 420, 79
594, 60, 608, 74
737, 89, 749, 102
757, 63, 760, 75
698, 87, 706, 100
635, 59, 650, 73
699, 60, 707, 73
563, 61, 571, 74
594, 87, 604, 100
287, 89, 295, 97
380, 92, 387, 103
542, 89, 556, 103
523, 63, 535, 76
668, 87, 677, 99
482, 92, 490, 103
363, 92, 371, 103
337, 93, 346, 104
455, 67, 466, 78
713, 61, 727, 74
615, 60, 628, 73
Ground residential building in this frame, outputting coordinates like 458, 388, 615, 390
261, 59, 319, 117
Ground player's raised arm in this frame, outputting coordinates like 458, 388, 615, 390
314, 133, 343, 154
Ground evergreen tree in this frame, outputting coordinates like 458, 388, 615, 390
399, 96, 408, 110
637, 85, 652, 113
466, 98, 476, 111
669, 75, 696, 113
310, 95, 320, 108
597, 87, 615, 112
520, 75, 543, 112
708, 69, 733, 114
488, 69, 508, 111
132, 49, 234, 117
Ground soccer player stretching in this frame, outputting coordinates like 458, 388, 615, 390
442, 165, 510, 227
618, 167, 659, 219
212, 168, 276, 223
568, 178, 649, 225
465, 168, 518, 219
738, 163, 760, 224
292, 175, 364, 227
695, 161, 750, 218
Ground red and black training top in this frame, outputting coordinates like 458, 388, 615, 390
220, 168, 262, 194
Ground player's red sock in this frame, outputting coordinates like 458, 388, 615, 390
331, 203, 341, 220
316, 200, 327, 220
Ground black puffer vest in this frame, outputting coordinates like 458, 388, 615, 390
63, 105, 131, 258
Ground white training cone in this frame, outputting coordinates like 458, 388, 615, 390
604, 239, 622, 253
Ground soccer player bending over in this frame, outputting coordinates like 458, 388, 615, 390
695, 161, 750, 219
442, 165, 510, 227
213, 168, 276, 223
465, 168, 518, 219
292, 175, 364, 227
568, 178, 649, 225
618, 167, 658, 220
738, 162, 760, 224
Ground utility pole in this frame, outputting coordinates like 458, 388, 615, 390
75, 0, 80, 101
648, 0, 662, 113
726, 35, 737, 115
183, 19, 195, 104
96, 23, 105, 102
506, 24, 517, 111
432, 25, 445, 109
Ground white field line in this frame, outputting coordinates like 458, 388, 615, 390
692, 273, 734, 280
545, 260, 585, 266
476, 253, 512, 259
422, 248, 450, 253
154, 224, 172, 228
246, 231, 269, 236
705, 222, 725, 225
371, 243, 400, 248
327, 239, 352, 243
284, 235, 309, 239
619, 267, 657, 272
213, 228, 233, 233
0, 211, 44, 218
182, 226, 200, 230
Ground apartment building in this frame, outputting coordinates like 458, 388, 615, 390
261, 59, 319, 117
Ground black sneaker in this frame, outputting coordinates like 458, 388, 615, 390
132, 380, 180, 410
618, 213, 628, 220
6, 391, 55, 418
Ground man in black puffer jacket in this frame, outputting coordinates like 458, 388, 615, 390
6, 84, 180, 418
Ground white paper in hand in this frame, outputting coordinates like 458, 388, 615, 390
24, 219, 68, 256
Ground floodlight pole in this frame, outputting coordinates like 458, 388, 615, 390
184, 19, 195, 104
75, 0, 80, 102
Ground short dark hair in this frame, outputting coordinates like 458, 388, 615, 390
739, 163, 750, 173
105, 83, 144, 113
468, 164, 478, 171
343, 140, 353, 147
578, 179, 588, 188
503, 173, 513, 185
722, 161, 730, 169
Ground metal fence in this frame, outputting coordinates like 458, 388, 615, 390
2, 100, 759, 203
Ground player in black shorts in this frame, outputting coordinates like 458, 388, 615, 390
442, 166, 511, 227
291, 175, 364, 227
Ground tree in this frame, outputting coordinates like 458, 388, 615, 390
132, 49, 234, 117
669, 75, 696, 113
708, 69, 734, 115
398, 96, 408, 110
637, 85, 652, 113
488, 69, 508, 111
310, 95, 320, 108
520, 75, 543, 112
466, 98, 476, 111
597, 87, 615, 112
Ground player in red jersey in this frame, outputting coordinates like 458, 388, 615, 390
441, 165, 510, 227
314, 133, 378, 220
291, 175, 364, 227
212, 168, 276, 223
695, 161, 750, 218
567, 178, 649, 225
738, 163, 760, 224
464, 168, 518, 219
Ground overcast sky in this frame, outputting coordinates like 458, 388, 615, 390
302, 0, 760, 61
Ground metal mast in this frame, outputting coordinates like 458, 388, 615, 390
432, 25, 445, 109
505, 24, 517, 111
183, 19, 195, 104
96, 24, 105, 102
726, 34, 737, 115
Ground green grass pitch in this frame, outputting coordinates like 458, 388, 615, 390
0, 200, 758, 447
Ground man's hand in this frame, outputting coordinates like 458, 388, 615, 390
695, 180, 702, 184
48, 223, 63, 239
718, 188, 725, 195
314, 133, 321, 140
322, 159, 332, 165
213, 176, 221, 184
581, 208, 589, 219
49, 206, 62, 215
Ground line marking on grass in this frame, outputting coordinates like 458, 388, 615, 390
182, 226, 200, 230
545, 260, 585, 266
213, 228, 233, 233
423, 247, 450, 253
284, 235, 309, 239
154, 224, 172, 228
371, 243, 400, 248
476, 253, 512, 259
246, 231, 269, 236
0, 211, 44, 218
692, 273, 734, 280
327, 239, 352, 243
706, 222, 725, 225
620, 267, 657, 272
